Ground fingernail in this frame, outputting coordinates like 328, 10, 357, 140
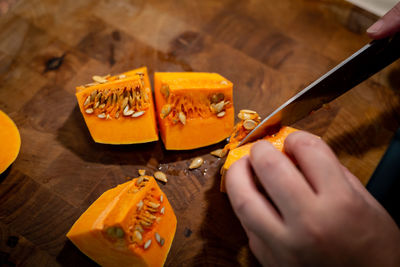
367, 19, 384, 34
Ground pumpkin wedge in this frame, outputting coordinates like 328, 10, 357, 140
67, 176, 176, 267
76, 67, 158, 144
154, 72, 234, 150
220, 126, 298, 192
0, 110, 21, 174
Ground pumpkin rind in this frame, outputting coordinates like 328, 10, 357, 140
220, 126, 298, 192
67, 177, 177, 267
154, 72, 234, 150
0, 110, 21, 174
76, 67, 158, 144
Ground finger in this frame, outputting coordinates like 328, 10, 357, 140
367, 2, 400, 39
284, 131, 351, 194
247, 230, 280, 267
249, 140, 315, 218
226, 156, 285, 240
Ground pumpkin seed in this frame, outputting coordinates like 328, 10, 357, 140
220, 80, 228, 85
90, 90, 98, 101
115, 111, 120, 119
178, 112, 186, 125
134, 230, 142, 241
160, 237, 165, 246
98, 103, 106, 109
123, 106, 134, 116
145, 211, 157, 220
121, 97, 129, 111
118, 74, 127, 79
155, 232, 161, 243
240, 109, 257, 114
94, 101, 99, 109
135, 225, 144, 233
132, 111, 145, 118
154, 171, 167, 183
210, 148, 227, 158
238, 112, 251, 120
217, 111, 225, 118
137, 200, 144, 212
211, 93, 225, 104
85, 108, 94, 114
92, 75, 108, 83
189, 157, 204, 169
138, 169, 146, 176
160, 195, 163, 203
106, 114, 110, 120
84, 96, 91, 106
161, 104, 172, 118
243, 119, 257, 130
161, 84, 170, 99
136, 176, 144, 186
98, 113, 106, 119
140, 220, 152, 227
148, 201, 160, 209
144, 239, 152, 249
160, 206, 165, 215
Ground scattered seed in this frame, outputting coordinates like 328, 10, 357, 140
189, 157, 204, 169
160, 206, 165, 215
92, 75, 108, 83
98, 113, 106, 119
138, 169, 146, 176
132, 111, 145, 118
85, 108, 94, 114
134, 230, 142, 241
238, 112, 251, 120
136, 176, 144, 186
144, 239, 152, 249
155, 232, 161, 243
217, 111, 225, 118
178, 112, 186, 125
243, 119, 257, 130
161, 104, 172, 118
240, 109, 257, 114
154, 171, 167, 183
220, 80, 228, 85
84, 96, 91, 106
210, 148, 227, 158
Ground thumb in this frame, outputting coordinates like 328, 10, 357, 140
367, 2, 400, 39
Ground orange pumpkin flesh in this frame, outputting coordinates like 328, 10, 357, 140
67, 176, 176, 267
220, 126, 298, 192
0, 110, 21, 174
76, 67, 158, 144
154, 72, 234, 150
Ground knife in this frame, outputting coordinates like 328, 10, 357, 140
239, 32, 400, 146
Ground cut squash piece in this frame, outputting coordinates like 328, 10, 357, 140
67, 176, 177, 267
154, 72, 234, 150
0, 110, 21, 174
76, 67, 158, 144
220, 126, 298, 192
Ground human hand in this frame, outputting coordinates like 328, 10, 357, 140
226, 131, 400, 267
367, 1, 400, 39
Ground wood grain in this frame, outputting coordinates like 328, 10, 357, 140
1, 0, 400, 266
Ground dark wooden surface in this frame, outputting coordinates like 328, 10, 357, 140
1, 0, 400, 266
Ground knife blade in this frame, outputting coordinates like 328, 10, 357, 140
239, 33, 400, 146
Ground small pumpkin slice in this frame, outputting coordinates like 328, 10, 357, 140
154, 72, 234, 150
220, 126, 298, 192
67, 176, 177, 267
76, 67, 158, 144
0, 110, 21, 174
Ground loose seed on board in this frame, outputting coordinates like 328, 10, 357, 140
138, 169, 146, 176
92, 75, 108, 83
136, 176, 144, 186
240, 109, 257, 114
217, 111, 225, 118
178, 112, 186, 125
189, 157, 204, 169
238, 112, 251, 121
155, 232, 161, 243
85, 108, 94, 114
154, 171, 167, 183
132, 111, 145, 118
243, 119, 257, 130
210, 148, 227, 158
98, 112, 106, 119
144, 239, 152, 250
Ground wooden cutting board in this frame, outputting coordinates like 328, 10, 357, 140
1, 0, 400, 266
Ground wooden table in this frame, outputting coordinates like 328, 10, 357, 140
1, 0, 399, 266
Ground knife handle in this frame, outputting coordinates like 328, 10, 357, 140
366, 127, 400, 226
